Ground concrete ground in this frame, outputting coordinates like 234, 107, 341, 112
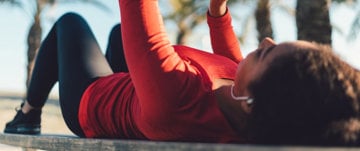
0, 92, 72, 150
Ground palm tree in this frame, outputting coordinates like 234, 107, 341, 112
296, 0, 332, 45
255, 0, 273, 42
296, 0, 359, 45
165, 0, 277, 45
0, 0, 107, 90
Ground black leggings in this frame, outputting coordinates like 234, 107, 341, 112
26, 12, 126, 137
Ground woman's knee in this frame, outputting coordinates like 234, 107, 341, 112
109, 24, 121, 38
56, 12, 87, 28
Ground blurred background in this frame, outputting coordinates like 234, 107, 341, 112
0, 0, 119, 96
0, 0, 359, 149
0, 0, 359, 96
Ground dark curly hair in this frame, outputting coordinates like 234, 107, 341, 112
247, 44, 360, 146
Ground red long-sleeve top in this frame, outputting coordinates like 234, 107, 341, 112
78, 0, 245, 143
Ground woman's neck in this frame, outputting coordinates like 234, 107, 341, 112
213, 79, 250, 136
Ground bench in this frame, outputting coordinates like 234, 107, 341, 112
0, 133, 359, 151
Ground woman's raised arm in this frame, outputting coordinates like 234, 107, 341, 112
118, 0, 202, 110
208, 0, 243, 63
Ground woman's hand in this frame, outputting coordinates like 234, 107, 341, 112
209, 0, 228, 17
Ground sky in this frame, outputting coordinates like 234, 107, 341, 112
0, 0, 359, 96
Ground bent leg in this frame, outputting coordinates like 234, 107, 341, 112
28, 12, 113, 137
105, 24, 128, 73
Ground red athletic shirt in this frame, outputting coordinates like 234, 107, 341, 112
78, 0, 245, 143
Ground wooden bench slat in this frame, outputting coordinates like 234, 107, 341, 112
0, 133, 358, 151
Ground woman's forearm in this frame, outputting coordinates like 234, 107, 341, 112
207, 0, 243, 63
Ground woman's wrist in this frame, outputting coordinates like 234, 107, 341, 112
209, 0, 227, 17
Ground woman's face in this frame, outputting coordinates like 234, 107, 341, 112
233, 38, 318, 97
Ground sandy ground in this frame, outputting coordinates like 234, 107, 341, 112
0, 92, 73, 150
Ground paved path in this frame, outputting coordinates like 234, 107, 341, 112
0, 144, 22, 151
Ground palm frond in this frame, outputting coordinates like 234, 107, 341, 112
348, 11, 360, 41
332, 0, 357, 4
0, 0, 22, 7
0, 0, 16, 3
332, 24, 345, 36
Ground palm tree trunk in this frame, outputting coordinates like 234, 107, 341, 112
176, 29, 190, 45
255, 0, 273, 43
296, 0, 332, 45
26, 0, 43, 88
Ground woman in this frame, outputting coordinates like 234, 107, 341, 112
5, 0, 360, 146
